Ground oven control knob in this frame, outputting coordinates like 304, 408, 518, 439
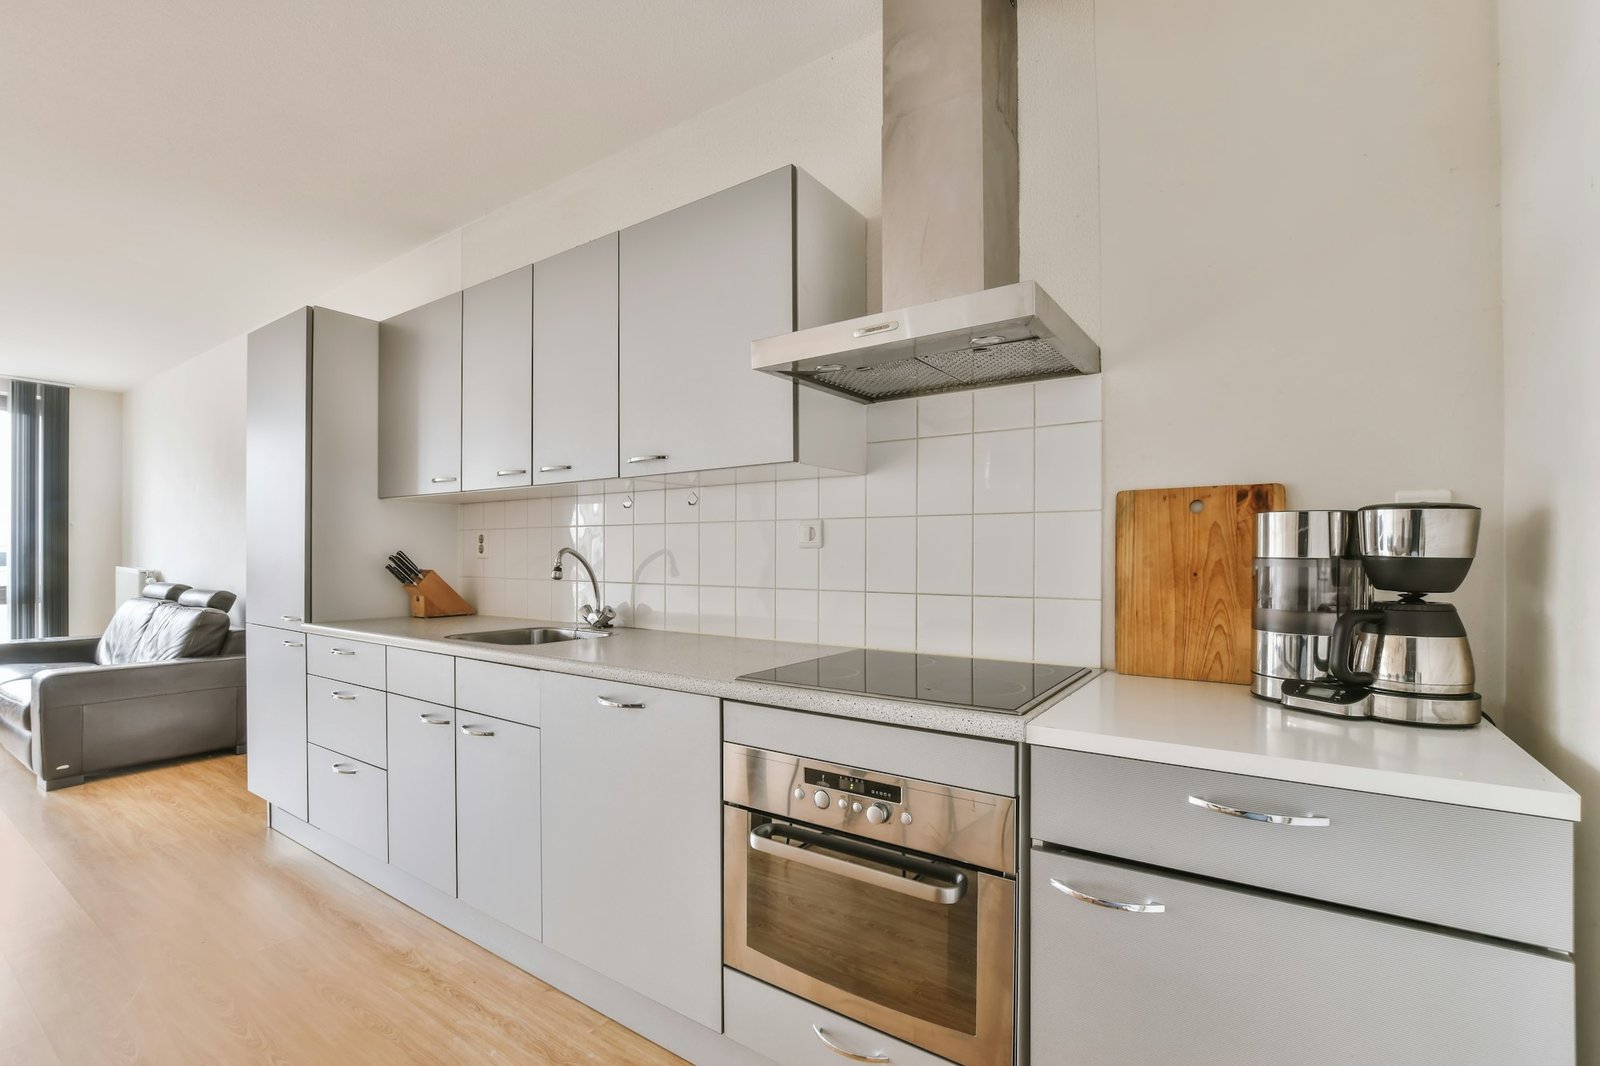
866, 803, 891, 825
900, 811, 913, 826
793, 787, 805, 801
813, 790, 831, 809
851, 801, 863, 813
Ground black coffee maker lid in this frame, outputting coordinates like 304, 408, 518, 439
1358, 502, 1481, 512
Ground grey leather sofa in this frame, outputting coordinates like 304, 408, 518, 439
0, 584, 246, 791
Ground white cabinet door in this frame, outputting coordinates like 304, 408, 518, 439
532, 233, 618, 485
244, 624, 307, 818
618, 167, 796, 477
456, 712, 541, 939
307, 743, 387, 860
387, 696, 456, 896
245, 309, 308, 627
540, 673, 721, 1029
462, 266, 533, 490
379, 292, 462, 497
1030, 849, 1575, 1066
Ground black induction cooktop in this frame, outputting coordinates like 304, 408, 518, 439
739, 649, 1093, 716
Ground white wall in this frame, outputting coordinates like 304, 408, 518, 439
1500, 1, 1600, 1060
121, 335, 247, 612
67, 387, 123, 633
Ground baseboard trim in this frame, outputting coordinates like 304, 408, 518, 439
268, 806, 773, 1066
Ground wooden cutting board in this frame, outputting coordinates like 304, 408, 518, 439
1115, 483, 1286, 684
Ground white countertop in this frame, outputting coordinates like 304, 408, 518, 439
1026, 673, 1580, 820
301, 616, 1077, 742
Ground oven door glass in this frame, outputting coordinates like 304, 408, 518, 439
724, 808, 1014, 1066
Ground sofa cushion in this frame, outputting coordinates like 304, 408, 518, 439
0, 662, 75, 735
95, 599, 231, 666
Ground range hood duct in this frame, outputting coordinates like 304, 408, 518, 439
753, 0, 1100, 402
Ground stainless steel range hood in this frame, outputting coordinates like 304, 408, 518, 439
753, 0, 1100, 403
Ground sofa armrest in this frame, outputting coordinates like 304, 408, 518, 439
34, 655, 246, 709
0, 636, 99, 665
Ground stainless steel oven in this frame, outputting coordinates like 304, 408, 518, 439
723, 743, 1017, 1066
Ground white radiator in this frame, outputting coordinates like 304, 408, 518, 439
114, 566, 161, 605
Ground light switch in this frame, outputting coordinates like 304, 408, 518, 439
796, 521, 824, 549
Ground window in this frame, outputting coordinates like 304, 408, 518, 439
8, 380, 69, 639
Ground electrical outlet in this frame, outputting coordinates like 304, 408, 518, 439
1394, 489, 1454, 504
475, 531, 490, 558
796, 521, 824, 549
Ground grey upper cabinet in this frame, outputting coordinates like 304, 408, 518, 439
541, 673, 721, 1030
379, 292, 462, 497
462, 266, 533, 491
1030, 848, 1574, 1065
533, 233, 619, 485
246, 308, 309, 627
619, 166, 867, 478
244, 624, 307, 820
456, 710, 542, 940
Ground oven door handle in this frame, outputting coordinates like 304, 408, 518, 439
749, 822, 968, 906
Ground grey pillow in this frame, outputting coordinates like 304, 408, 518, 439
96, 600, 232, 665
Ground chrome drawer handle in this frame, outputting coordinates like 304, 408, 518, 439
331, 763, 358, 775
1051, 878, 1166, 914
597, 697, 644, 709
331, 692, 358, 701
851, 320, 899, 338
430, 476, 457, 484
461, 724, 495, 737
1187, 795, 1331, 827
496, 468, 527, 477
281, 640, 303, 648
538, 464, 571, 472
329, 648, 356, 656
811, 1024, 890, 1063
626, 455, 667, 464
279, 615, 302, 624
419, 714, 451, 725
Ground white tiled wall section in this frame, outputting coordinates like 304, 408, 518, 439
457, 376, 1102, 665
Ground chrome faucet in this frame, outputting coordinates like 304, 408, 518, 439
551, 547, 615, 629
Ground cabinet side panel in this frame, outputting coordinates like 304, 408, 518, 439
245, 308, 309, 626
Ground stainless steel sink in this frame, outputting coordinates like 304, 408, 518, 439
443, 626, 612, 646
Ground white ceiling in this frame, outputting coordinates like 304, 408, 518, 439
0, 1, 878, 391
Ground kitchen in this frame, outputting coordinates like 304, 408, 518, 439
6, 0, 1589, 1064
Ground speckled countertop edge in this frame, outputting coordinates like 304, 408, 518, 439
298, 616, 1098, 742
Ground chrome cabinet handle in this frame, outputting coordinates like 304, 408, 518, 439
626, 455, 667, 464
750, 822, 966, 906
332, 763, 358, 775
419, 714, 451, 725
538, 464, 571, 472
1050, 878, 1165, 913
851, 320, 899, 338
597, 697, 644, 709
281, 640, 303, 648
1187, 795, 1331, 827
811, 1025, 890, 1063
279, 615, 302, 624
329, 648, 355, 656
460, 724, 495, 737
332, 692, 357, 701
431, 476, 457, 484
496, 468, 527, 477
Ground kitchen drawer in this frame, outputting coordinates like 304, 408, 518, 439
306, 677, 387, 768
724, 970, 953, 1066
455, 658, 540, 727
1031, 746, 1573, 951
1030, 848, 1574, 1066
307, 743, 388, 861
386, 646, 454, 706
306, 635, 386, 689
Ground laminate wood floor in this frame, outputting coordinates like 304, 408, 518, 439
0, 753, 685, 1065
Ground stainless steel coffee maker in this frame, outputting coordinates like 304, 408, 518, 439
1252, 511, 1369, 701
1281, 503, 1482, 727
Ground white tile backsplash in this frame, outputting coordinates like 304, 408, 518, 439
460, 382, 1102, 664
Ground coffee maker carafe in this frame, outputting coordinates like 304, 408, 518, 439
1281, 503, 1482, 727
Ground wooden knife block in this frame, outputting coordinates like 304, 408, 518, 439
406, 570, 476, 619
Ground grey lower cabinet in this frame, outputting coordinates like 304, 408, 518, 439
1030, 848, 1575, 1065
540, 672, 721, 1030
306, 742, 388, 861
245, 624, 308, 820
386, 695, 456, 896
462, 265, 533, 491
456, 710, 542, 940
379, 291, 463, 498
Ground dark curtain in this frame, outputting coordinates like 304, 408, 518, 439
10, 381, 69, 638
